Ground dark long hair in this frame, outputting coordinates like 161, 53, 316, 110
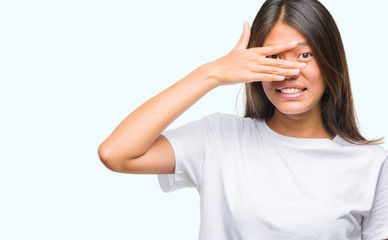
243, 0, 382, 144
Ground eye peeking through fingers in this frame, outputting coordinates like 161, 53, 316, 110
266, 54, 280, 59
265, 52, 313, 60
298, 52, 313, 59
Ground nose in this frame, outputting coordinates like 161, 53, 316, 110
285, 71, 300, 80
282, 57, 302, 80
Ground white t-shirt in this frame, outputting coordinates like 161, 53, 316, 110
157, 112, 388, 240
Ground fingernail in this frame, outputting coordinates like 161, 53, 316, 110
290, 69, 300, 74
298, 62, 306, 68
277, 76, 285, 80
289, 41, 298, 46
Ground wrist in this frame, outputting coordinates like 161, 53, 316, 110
198, 62, 221, 89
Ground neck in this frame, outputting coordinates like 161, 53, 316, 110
266, 108, 334, 139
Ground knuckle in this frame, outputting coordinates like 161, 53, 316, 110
270, 59, 282, 67
247, 55, 258, 62
246, 51, 258, 58
253, 64, 262, 73
271, 67, 279, 74
276, 60, 285, 67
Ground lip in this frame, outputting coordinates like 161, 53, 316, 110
276, 86, 307, 99
277, 91, 306, 99
276, 85, 306, 91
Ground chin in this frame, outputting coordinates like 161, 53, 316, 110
275, 104, 314, 116
278, 109, 307, 115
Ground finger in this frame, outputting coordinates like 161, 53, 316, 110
253, 64, 301, 76
256, 41, 298, 56
247, 73, 286, 82
233, 20, 251, 50
258, 57, 307, 69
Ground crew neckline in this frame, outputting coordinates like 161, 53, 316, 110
254, 118, 344, 148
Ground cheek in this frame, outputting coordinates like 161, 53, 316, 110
303, 62, 325, 92
261, 82, 274, 99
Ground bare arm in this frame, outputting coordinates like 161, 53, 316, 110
98, 64, 218, 172
98, 21, 305, 174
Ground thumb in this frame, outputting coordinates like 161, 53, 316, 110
234, 20, 251, 50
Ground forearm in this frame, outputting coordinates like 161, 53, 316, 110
99, 63, 218, 161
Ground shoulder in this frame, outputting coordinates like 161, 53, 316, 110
371, 145, 388, 165
201, 112, 258, 130
337, 138, 388, 165
202, 112, 242, 121
357, 144, 387, 158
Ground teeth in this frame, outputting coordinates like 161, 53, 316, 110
280, 88, 303, 94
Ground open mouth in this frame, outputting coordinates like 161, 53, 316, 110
276, 88, 307, 94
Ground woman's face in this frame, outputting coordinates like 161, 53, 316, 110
262, 22, 326, 116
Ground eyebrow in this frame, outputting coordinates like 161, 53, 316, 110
263, 41, 309, 47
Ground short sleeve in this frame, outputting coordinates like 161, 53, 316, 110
157, 113, 220, 193
362, 156, 388, 240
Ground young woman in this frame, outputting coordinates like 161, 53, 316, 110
98, 0, 388, 239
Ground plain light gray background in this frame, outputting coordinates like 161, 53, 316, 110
1, 0, 387, 239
